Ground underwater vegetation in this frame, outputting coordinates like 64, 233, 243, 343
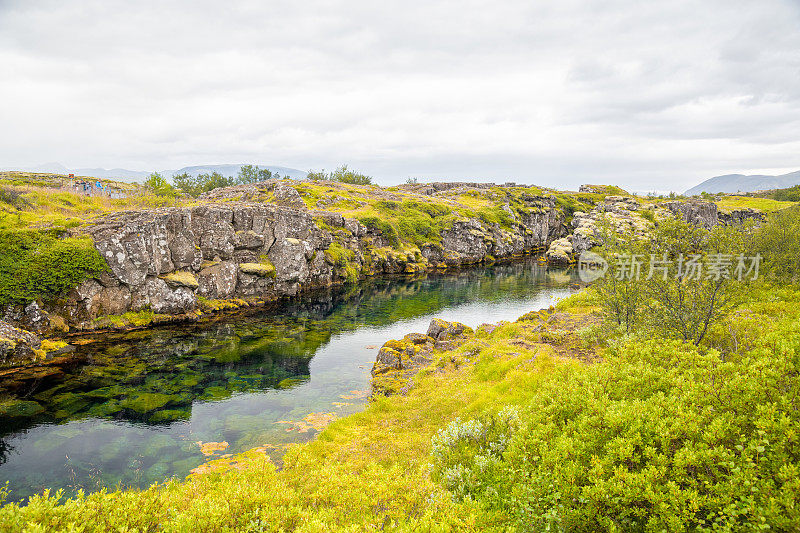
0, 259, 574, 503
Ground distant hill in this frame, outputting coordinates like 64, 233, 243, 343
169, 164, 306, 180
685, 170, 800, 195
8, 163, 307, 183
9, 163, 152, 183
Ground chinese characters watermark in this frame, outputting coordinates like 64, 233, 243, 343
578, 252, 761, 283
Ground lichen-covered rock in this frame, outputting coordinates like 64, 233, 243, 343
426, 318, 473, 341
3, 185, 573, 335
238, 263, 276, 278
662, 200, 718, 228
273, 184, 307, 210
160, 271, 199, 289
0, 320, 42, 364
719, 208, 765, 225
546, 238, 573, 265
197, 261, 239, 299
133, 277, 196, 314
372, 319, 476, 396
371, 333, 435, 396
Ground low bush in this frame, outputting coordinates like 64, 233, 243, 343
0, 229, 108, 306
307, 165, 373, 185
431, 327, 800, 531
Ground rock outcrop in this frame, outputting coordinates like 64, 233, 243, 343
545, 192, 766, 265
0, 320, 42, 365
1, 184, 567, 333
371, 318, 473, 396
546, 195, 651, 265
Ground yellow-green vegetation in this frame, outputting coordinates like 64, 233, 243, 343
0, 173, 184, 306
715, 194, 797, 213
197, 297, 250, 312
2, 202, 798, 530
0, 172, 176, 232
39, 339, 68, 354
92, 310, 166, 329
159, 270, 199, 289
0, 230, 108, 307
3, 275, 798, 530
239, 260, 276, 278
293, 179, 605, 251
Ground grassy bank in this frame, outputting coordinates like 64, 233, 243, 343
1, 279, 797, 530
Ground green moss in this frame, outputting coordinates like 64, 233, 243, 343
323, 242, 354, 267
0, 399, 45, 418
118, 393, 176, 414
93, 310, 160, 328
0, 229, 108, 306
197, 297, 249, 312
159, 270, 199, 289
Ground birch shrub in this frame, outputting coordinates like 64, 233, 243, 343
431, 325, 800, 531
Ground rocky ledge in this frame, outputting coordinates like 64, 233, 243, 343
3, 183, 568, 340
545, 196, 765, 265
371, 318, 474, 396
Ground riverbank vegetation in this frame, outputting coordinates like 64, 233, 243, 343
1, 193, 798, 530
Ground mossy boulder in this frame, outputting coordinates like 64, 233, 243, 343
426, 318, 473, 341
160, 270, 199, 289
545, 238, 573, 265
239, 262, 276, 278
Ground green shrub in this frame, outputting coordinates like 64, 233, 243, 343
0, 229, 108, 306
756, 205, 800, 283
172, 171, 232, 197
357, 215, 400, 246
143, 173, 177, 198
306, 165, 372, 185
772, 184, 800, 202
431, 328, 800, 531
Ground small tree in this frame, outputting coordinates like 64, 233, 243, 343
144, 172, 177, 198
305, 165, 372, 185
642, 219, 745, 345
591, 217, 645, 332
237, 165, 273, 184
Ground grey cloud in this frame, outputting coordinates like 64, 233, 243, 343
1, 0, 800, 191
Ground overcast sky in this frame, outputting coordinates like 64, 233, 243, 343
1, 0, 800, 190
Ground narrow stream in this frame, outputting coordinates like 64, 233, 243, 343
0, 259, 576, 503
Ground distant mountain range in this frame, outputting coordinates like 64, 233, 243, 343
685, 170, 800, 195
7, 163, 307, 183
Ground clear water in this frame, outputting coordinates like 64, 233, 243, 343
0, 259, 576, 503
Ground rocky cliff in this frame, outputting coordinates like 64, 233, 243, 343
2, 184, 567, 340
545, 196, 765, 264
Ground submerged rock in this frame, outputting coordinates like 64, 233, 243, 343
0, 399, 45, 418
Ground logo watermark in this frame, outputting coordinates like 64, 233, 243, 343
578, 251, 609, 283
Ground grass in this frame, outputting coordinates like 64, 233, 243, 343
715, 195, 797, 213
1, 280, 799, 529
0, 296, 596, 531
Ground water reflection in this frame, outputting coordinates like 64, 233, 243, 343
0, 259, 576, 503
